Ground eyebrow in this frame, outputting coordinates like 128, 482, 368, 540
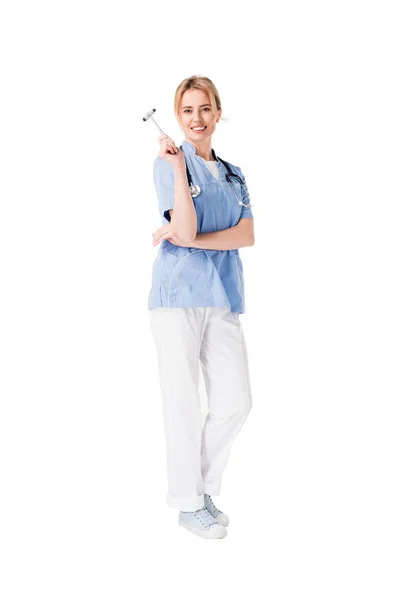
182, 104, 211, 109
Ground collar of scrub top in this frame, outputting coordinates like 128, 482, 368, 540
179, 140, 251, 207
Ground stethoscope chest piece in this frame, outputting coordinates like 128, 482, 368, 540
189, 184, 201, 198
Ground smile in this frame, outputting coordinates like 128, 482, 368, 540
191, 126, 207, 132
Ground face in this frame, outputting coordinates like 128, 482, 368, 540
178, 88, 221, 145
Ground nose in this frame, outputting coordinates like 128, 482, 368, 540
192, 110, 204, 122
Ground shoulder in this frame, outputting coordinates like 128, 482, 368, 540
219, 157, 244, 177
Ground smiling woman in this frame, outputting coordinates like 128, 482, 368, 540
148, 75, 255, 540
175, 80, 222, 157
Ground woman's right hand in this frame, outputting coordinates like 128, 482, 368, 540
158, 135, 185, 166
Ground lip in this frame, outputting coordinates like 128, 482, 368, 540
191, 126, 207, 131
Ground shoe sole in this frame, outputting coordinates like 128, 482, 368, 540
179, 521, 228, 539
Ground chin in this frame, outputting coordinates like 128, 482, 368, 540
188, 132, 212, 143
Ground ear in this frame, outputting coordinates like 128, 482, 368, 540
216, 109, 222, 123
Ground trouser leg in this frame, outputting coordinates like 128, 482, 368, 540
200, 308, 252, 496
149, 307, 206, 511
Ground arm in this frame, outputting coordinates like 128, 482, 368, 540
190, 218, 254, 250
152, 217, 254, 250
155, 135, 197, 244
168, 159, 197, 244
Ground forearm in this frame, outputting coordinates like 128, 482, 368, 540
171, 163, 197, 243
189, 226, 252, 250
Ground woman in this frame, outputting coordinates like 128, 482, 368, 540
148, 75, 255, 539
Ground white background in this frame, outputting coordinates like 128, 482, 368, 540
1, 1, 399, 598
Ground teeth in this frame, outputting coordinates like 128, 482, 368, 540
192, 127, 205, 131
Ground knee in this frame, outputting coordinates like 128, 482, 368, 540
212, 392, 252, 422
235, 395, 252, 423
242, 398, 252, 420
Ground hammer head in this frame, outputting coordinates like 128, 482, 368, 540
143, 108, 156, 121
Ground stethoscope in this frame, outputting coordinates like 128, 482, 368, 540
180, 146, 252, 208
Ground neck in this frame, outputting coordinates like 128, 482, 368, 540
186, 138, 213, 161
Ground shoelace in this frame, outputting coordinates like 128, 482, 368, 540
195, 507, 217, 527
205, 495, 219, 514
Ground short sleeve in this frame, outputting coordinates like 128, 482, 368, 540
153, 157, 175, 223
236, 166, 253, 219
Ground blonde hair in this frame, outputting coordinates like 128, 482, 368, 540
174, 75, 223, 123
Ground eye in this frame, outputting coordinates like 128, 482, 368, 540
203, 107, 210, 111
184, 109, 191, 114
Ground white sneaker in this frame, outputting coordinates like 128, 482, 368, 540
179, 507, 228, 539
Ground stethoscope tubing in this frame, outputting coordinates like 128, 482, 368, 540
179, 146, 251, 208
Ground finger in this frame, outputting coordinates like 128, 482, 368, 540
158, 231, 172, 243
153, 233, 168, 246
161, 141, 177, 155
164, 139, 177, 152
152, 226, 171, 243
159, 135, 175, 145
160, 135, 176, 148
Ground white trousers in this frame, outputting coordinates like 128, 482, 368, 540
149, 307, 252, 511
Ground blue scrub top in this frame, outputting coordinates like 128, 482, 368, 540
148, 139, 253, 314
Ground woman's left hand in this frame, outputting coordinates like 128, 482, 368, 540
152, 224, 189, 247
